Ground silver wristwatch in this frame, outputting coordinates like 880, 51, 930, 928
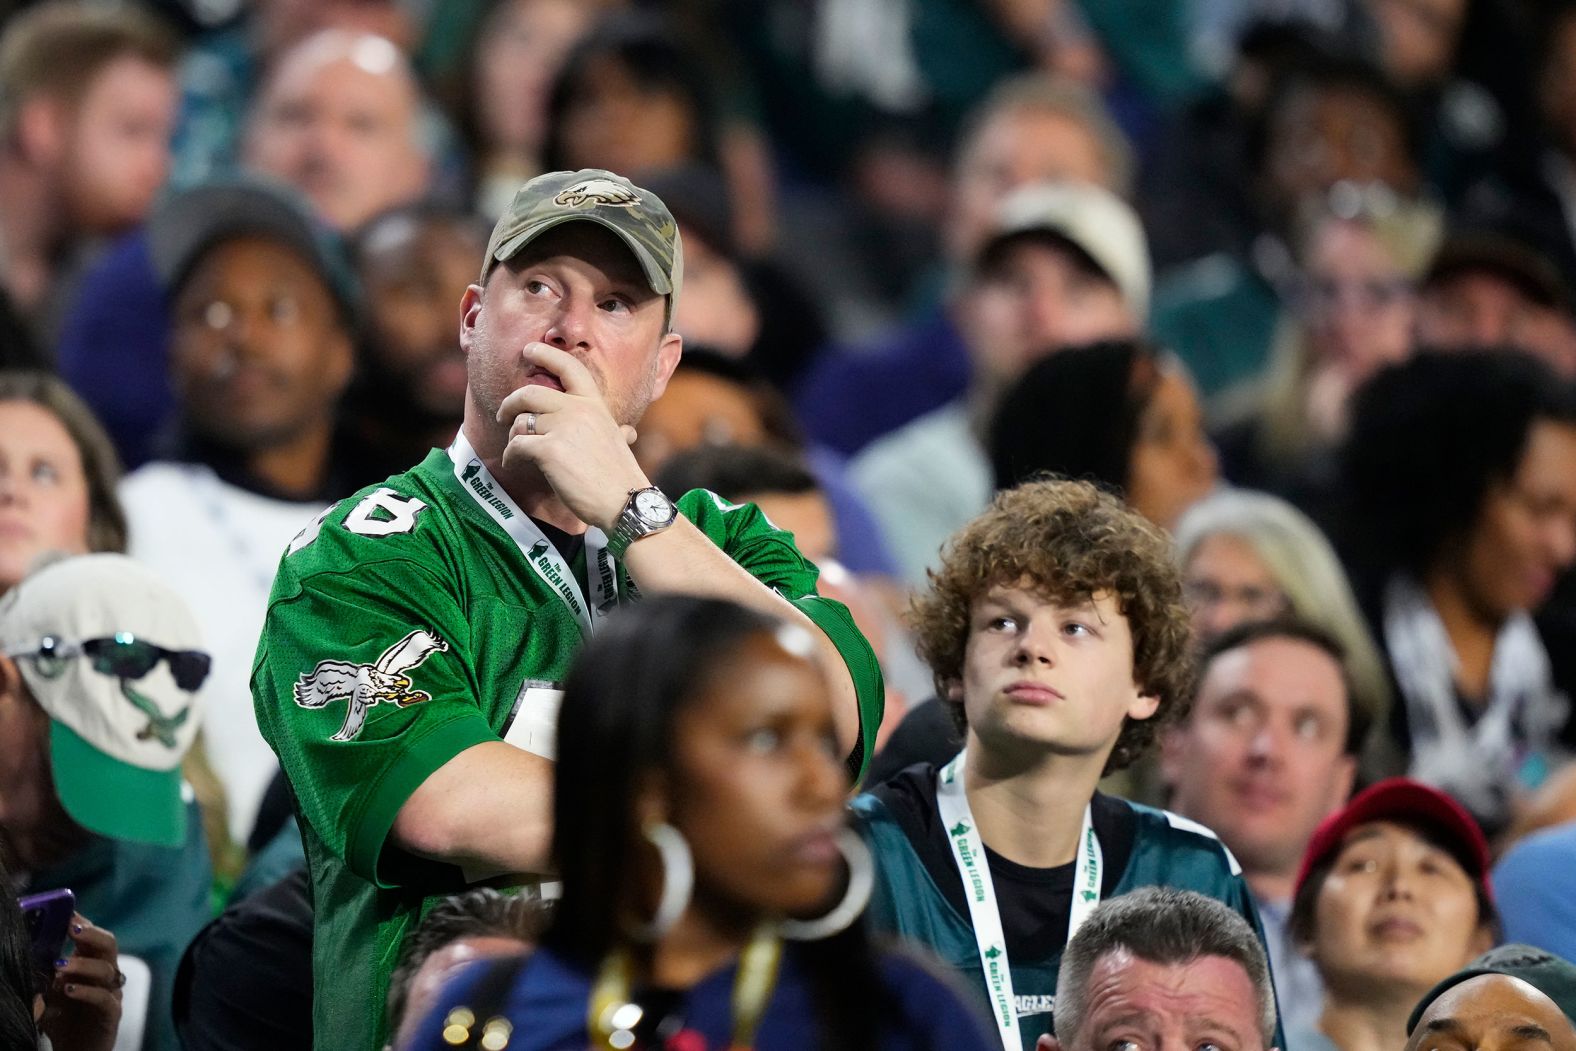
606, 486, 678, 558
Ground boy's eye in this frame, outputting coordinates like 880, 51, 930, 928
1063, 622, 1091, 637
986, 615, 1017, 632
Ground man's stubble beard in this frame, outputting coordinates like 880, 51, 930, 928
465, 324, 665, 431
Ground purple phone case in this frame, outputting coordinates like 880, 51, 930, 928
17, 888, 75, 973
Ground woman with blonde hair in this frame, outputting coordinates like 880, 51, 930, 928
1175, 488, 1394, 772
1215, 192, 1442, 510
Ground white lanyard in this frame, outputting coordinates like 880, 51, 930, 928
935, 749, 1103, 1051
447, 433, 619, 637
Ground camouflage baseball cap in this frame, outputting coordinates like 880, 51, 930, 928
482, 168, 684, 328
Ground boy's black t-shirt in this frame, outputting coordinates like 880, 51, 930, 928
870, 765, 1136, 960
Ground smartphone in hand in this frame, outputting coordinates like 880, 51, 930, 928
18, 888, 75, 977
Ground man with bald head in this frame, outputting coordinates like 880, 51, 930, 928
1406, 946, 1576, 1051
244, 29, 431, 232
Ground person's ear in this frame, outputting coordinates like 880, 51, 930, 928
458, 283, 485, 354
1036, 1035, 1065, 1051
943, 679, 965, 704
647, 331, 684, 403
1126, 688, 1161, 722
634, 769, 671, 830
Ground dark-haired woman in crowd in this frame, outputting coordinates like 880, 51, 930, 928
988, 338, 1219, 532
1340, 350, 1576, 835
542, 12, 777, 254
450, 0, 605, 219
402, 596, 992, 1051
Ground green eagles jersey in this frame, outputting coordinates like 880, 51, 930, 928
852, 775, 1278, 1051
253, 448, 883, 1051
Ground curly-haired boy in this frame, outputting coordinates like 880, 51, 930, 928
852, 478, 1276, 1051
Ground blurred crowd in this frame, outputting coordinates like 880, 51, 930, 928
6, 0, 1576, 1048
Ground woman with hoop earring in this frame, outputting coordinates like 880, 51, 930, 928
399, 595, 992, 1051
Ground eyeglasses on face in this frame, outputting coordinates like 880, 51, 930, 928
1181, 580, 1291, 619
5, 633, 211, 692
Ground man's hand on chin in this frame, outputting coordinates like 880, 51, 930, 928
496, 342, 644, 530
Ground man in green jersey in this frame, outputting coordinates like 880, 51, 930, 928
252, 168, 883, 1050
852, 478, 1273, 1051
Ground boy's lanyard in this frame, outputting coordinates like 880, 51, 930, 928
935, 749, 1103, 1051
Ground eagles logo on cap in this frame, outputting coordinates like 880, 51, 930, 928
554, 179, 641, 209
482, 168, 683, 329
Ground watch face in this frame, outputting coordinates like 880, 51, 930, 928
633, 489, 674, 525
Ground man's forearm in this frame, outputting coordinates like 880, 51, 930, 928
390, 741, 555, 876
620, 516, 865, 753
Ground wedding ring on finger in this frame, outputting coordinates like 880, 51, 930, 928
525, 412, 538, 436
114, 969, 126, 988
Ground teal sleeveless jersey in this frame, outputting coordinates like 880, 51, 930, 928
253, 449, 884, 1051
852, 788, 1278, 1051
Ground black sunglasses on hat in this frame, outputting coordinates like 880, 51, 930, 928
6, 633, 212, 692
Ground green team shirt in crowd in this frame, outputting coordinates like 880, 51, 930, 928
252, 445, 884, 1051
852, 768, 1282, 1051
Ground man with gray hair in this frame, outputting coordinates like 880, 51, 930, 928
1046, 888, 1280, 1051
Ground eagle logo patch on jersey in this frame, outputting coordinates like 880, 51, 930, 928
292, 630, 450, 741
554, 179, 640, 208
